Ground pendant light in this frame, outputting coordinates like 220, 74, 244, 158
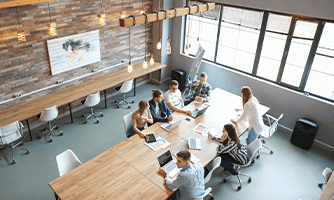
97, 0, 105, 26
47, 3, 57, 36
128, 27, 132, 73
143, 14, 148, 69
156, 0, 162, 50
140, 0, 145, 15
15, 7, 26, 42
165, 18, 171, 55
120, 0, 126, 18
150, 54, 154, 65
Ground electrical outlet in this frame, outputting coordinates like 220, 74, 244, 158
92, 69, 98, 72
14, 93, 22, 98
57, 80, 64, 84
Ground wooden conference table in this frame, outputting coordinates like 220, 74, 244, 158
0, 62, 166, 140
49, 88, 270, 200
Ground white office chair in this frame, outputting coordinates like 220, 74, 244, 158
123, 112, 133, 138
0, 121, 30, 164
114, 79, 134, 109
257, 113, 283, 158
56, 149, 82, 177
223, 139, 262, 190
318, 167, 332, 188
203, 157, 220, 199
82, 92, 103, 124
194, 187, 212, 200
38, 105, 63, 142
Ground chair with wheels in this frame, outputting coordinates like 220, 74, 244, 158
223, 139, 262, 191
123, 112, 133, 138
0, 121, 30, 164
56, 149, 82, 177
38, 105, 63, 142
114, 79, 134, 109
203, 157, 221, 199
82, 92, 103, 124
194, 187, 213, 200
318, 167, 332, 188
257, 113, 283, 158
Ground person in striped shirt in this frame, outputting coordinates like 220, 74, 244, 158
209, 123, 248, 175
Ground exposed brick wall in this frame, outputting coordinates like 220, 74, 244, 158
0, 0, 153, 112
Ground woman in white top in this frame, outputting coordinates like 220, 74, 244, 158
127, 100, 153, 138
231, 86, 264, 145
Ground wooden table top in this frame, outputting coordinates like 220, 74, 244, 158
319, 170, 334, 200
0, 62, 166, 127
49, 88, 270, 200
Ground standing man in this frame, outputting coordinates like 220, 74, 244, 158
159, 150, 205, 200
185, 72, 212, 106
165, 80, 191, 114
149, 89, 173, 124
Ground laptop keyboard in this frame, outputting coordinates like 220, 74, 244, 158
190, 138, 196, 148
166, 162, 177, 172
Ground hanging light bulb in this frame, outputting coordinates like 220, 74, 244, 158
166, 37, 171, 55
150, 55, 154, 65
140, 7, 145, 15
17, 29, 26, 42
120, 0, 126, 18
47, 23, 57, 36
197, 36, 199, 42
97, 14, 106, 26
128, 61, 132, 72
157, 38, 162, 50
143, 58, 148, 69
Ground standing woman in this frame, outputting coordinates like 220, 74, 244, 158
210, 123, 248, 175
231, 86, 264, 145
128, 100, 153, 138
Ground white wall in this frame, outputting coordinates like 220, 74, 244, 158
162, 0, 334, 148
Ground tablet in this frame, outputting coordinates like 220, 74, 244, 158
145, 134, 156, 143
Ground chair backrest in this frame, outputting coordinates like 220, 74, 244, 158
0, 121, 23, 145
323, 167, 332, 184
118, 79, 134, 94
204, 157, 221, 184
246, 139, 262, 161
123, 112, 133, 138
194, 187, 212, 200
40, 105, 58, 122
268, 113, 284, 137
56, 149, 82, 177
84, 92, 100, 107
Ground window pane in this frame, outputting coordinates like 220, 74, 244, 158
317, 22, 334, 57
266, 13, 292, 33
257, 32, 287, 81
293, 20, 317, 39
222, 6, 242, 24
305, 55, 334, 100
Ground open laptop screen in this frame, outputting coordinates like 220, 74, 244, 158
157, 149, 173, 167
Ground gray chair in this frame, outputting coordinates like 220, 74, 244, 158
223, 139, 262, 190
0, 121, 30, 164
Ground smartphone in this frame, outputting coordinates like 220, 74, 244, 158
185, 118, 191, 121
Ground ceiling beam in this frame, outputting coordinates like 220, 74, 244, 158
0, 0, 56, 9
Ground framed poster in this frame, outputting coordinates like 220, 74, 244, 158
47, 30, 101, 75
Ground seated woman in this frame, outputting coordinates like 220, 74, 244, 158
127, 100, 153, 138
209, 123, 248, 175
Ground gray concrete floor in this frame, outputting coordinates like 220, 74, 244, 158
0, 82, 333, 200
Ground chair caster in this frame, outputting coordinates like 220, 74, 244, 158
262, 140, 266, 144
12, 160, 16, 164
117, 106, 119, 109
270, 151, 273, 154
237, 186, 242, 191
100, 114, 103, 117
248, 178, 252, 183
37, 136, 41, 139
82, 114, 85, 117
256, 154, 260, 159
96, 120, 99, 124
49, 139, 53, 143
318, 183, 323, 188
127, 106, 131, 109
131, 100, 134, 103
27, 150, 30, 154
223, 179, 227, 183
114, 100, 117, 103
59, 132, 63, 136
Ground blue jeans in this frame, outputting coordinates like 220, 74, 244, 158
246, 127, 258, 146
127, 126, 144, 138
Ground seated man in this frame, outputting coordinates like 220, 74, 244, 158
164, 80, 191, 114
149, 89, 173, 124
159, 150, 205, 200
184, 72, 212, 106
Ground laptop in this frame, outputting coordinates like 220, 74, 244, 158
160, 119, 183, 131
187, 130, 201, 150
188, 105, 209, 118
157, 149, 180, 177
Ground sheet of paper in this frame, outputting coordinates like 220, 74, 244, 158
155, 136, 171, 149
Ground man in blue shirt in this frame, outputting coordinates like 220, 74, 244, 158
159, 150, 205, 200
149, 89, 173, 124
185, 72, 212, 106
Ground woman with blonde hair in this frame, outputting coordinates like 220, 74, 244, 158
127, 100, 153, 138
231, 86, 264, 145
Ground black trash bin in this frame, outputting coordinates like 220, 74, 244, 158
290, 118, 318, 150
171, 69, 187, 92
